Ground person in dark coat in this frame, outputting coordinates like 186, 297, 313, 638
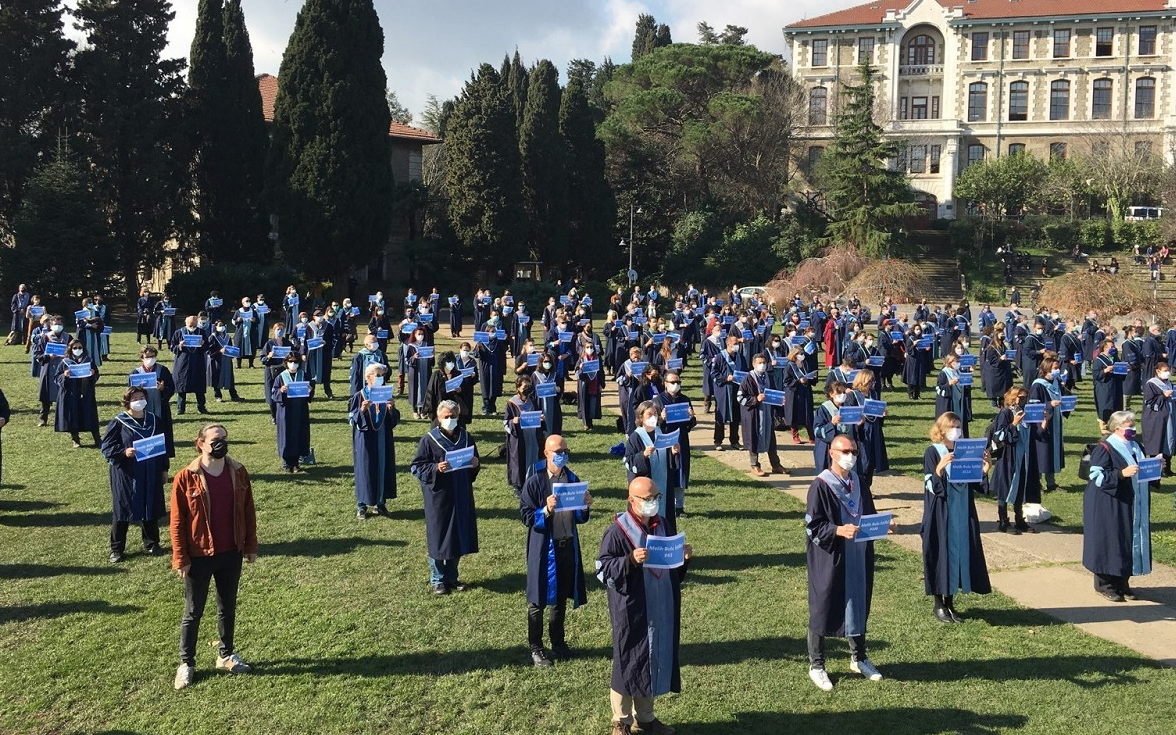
739, 354, 785, 477
505, 377, 546, 494
1142, 325, 1166, 386
171, 316, 209, 415
845, 370, 888, 491
349, 362, 401, 519
475, 327, 507, 415
782, 347, 815, 444
531, 356, 563, 436
423, 350, 469, 425
271, 353, 313, 473
902, 325, 931, 399
596, 476, 691, 735
456, 342, 479, 418
921, 412, 992, 623
1093, 339, 1125, 432
1028, 356, 1069, 493
1060, 323, 1084, 391
989, 387, 1038, 533
709, 335, 744, 451
1018, 320, 1048, 388
410, 401, 481, 594
574, 347, 604, 429
653, 374, 697, 516
448, 295, 463, 338
55, 340, 101, 448
404, 327, 433, 419
1122, 328, 1145, 408
813, 382, 859, 475
981, 327, 1014, 408
130, 346, 176, 458
519, 434, 593, 668
934, 353, 972, 436
1142, 362, 1176, 476
1083, 411, 1151, 602
10, 284, 30, 343
34, 316, 69, 425
349, 332, 388, 398
261, 323, 300, 423
625, 401, 682, 536
616, 346, 644, 436
805, 435, 890, 691
101, 388, 168, 563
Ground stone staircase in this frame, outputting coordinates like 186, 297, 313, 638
1123, 254, 1176, 302
908, 230, 963, 302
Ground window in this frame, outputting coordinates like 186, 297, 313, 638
896, 145, 907, 172
1008, 81, 1028, 121
930, 145, 941, 173
807, 146, 825, 171
808, 87, 828, 125
1049, 142, 1067, 161
858, 37, 874, 64
907, 35, 935, 65
1139, 25, 1157, 56
1013, 30, 1030, 59
972, 32, 989, 61
811, 39, 828, 67
1092, 78, 1113, 120
1009, 143, 1026, 156
967, 144, 986, 167
1049, 80, 1070, 120
911, 96, 928, 120
899, 97, 908, 120
910, 145, 927, 173
1053, 29, 1071, 58
1092, 141, 1108, 158
1135, 141, 1153, 160
1096, 28, 1114, 57
1136, 77, 1156, 119
968, 83, 987, 122
932, 96, 940, 119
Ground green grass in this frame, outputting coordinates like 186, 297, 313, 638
1, 322, 1174, 735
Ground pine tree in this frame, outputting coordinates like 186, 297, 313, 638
386, 89, 412, 124
815, 63, 921, 257
444, 63, 525, 275
631, 14, 657, 61
559, 78, 615, 272
0, 0, 75, 224
265, 0, 393, 281
73, 0, 189, 302
519, 60, 567, 266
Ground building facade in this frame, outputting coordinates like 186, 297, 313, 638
785, 0, 1175, 219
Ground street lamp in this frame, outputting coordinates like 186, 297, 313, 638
628, 204, 643, 280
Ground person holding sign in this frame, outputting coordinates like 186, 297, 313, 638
739, 355, 786, 477
989, 387, 1038, 533
262, 323, 300, 424
1142, 362, 1176, 479
845, 370, 888, 491
596, 476, 692, 735
101, 388, 168, 563
75, 297, 104, 369
422, 350, 467, 425
1093, 338, 1125, 434
709, 336, 745, 452
349, 363, 401, 520
625, 401, 681, 536
574, 346, 604, 430
475, 323, 507, 415
404, 328, 434, 419
171, 316, 209, 416
209, 320, 242, 404
1029, 355, 1070, 493
348, 332, 388, 398
519, 435, 593, 667
1083, 411, 1152, 602
505, 377, 546, 495
55, 340, 101, 448
231, 297, 257, 368
410, 400, 481, 594
782, 347, 815, 446
981, 325, 1014, 409
934, 353, 972, 437
531, 355, 563, 436
130, 346, 176, 458
922, 413, 992, 623
813, 383, 859, 474
34, 316, 69, 425
1121, 326, 1144, 409
653, 374, 697, 516
902, 325, 930, 400
448, 294, 463, 338
9, 283, 30, 345
805, 436, 891, 691
272, 354, 314, 473
153, 294, 176, 350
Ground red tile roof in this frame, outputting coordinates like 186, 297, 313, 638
786, 0, 1170, 29
256, 73, 441, 144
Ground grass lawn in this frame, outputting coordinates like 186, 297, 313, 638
1, 320, 1174, 735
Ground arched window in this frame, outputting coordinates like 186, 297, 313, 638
967, 83, 987, 122
1049, 80, 1070, 120
1008, 81, 1028, 121
1136, 77, 1156, 118
809, 87, 828, 125
1091, 78, 1113, 119
907, 35, 935, 66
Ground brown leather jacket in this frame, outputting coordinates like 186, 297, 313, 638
170, 456, 257, 569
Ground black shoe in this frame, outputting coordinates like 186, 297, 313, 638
109, 552, 125, 564
452, 582, 468, 592
729, 443, 742, 451
197, 408, 209, 415
946, 606, 964, 623
373, 505, 389, 517
997, 520, 1009, 533
1015, 522, 1037, 534
933, 606, 954, 623
530, 648, 554, 668
37, 418, 46, 427
1097, 588, 1125, 603
145, 545, 166, 557
432, 583, 449, 595
675, 509, 686, 518
1122, 586, 1140, 601
1045, 485, 1058, 493
550, 642, 574, 661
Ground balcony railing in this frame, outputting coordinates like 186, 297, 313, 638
899, 64, 944, 76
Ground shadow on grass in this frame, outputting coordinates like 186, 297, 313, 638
689, 552, 805, 572
887, 654, 1157, 687
381, 506, 525, 523
263, 536, 406, 558
0, 498, 62, 512
692, 509, 803, 522
682, 708, 1028, 734
0, 511, 111, 528
0, 600, 138, 624
0, 563, 123, 579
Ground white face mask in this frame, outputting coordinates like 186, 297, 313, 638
287, 363, 298, 373
1162, 371, 1172, 381
372, 376, 385, 386
837, 453, 856, 471
71, 348, 83, 357
415, 335, 424, 343
51, 324, 63, 334
666, 382, 681, 394
644, 416, 658, 430
945, 427, 963, 442
460, 350, 470, 359
585, 347, 594, 354
833, 394, 846, 405
142, 357, 156, 368
445, 361, 455, 371
439, 417, 459, 431
637, 498, 660, 517
754, 363, 766, 374
217, 326, 226, 333
129, 399, 148, 412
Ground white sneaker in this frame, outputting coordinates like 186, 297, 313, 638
851, 658, 883, 681
215, 652, 251, 673
808, 666, 834, 691
174, 664, 195, 690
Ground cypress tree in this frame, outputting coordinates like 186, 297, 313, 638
506, 50, 529, 138
559, 77, 615, 271
265, 0, 393, 281
518, 60, 567, 266
631, 14, 657, 62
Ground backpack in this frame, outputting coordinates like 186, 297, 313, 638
983, 417, 1004, 461
1078, 441, 1110, 481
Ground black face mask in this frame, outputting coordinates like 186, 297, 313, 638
209, 438, 229, 459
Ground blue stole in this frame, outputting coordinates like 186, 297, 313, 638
1148, 377, 1176, 456
1104, 434, 1152, 576
927, 443, 973, 594
1032, 377, 1064, 469
612, 511, 676, 695
817, 469, 868, 636
634, 428, 670, 518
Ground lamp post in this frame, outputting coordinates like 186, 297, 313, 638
627, 204, 643, 281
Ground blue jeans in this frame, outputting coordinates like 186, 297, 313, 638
428, 557, 460, 586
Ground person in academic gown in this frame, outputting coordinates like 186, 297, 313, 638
448, 295, 463, 338
262, 323, 299, 422
209, 321, 241, 403
411, 402, 481, 594
804, 435, 889, 691
171, 316, 209, 415
989, 386, 1036, 533
739, 354, 785, 477
624, 401, 681, 536
699, 329, 721, 413
404, 327, 433, 419
921, 412, 992, 623
55, 340, 101, 448
1083, 411, 1151, 602
1028, 356, 1069, 493
1093, 339, 1125, 431
780, 347, 815, 445
232, 297, 258, 368
1122, 327, 1145, 407
844, 370, 888, 491
475, 327, 508, 415
981, 327, 1014, 408
35, 317, 69, 425
130, 346, 176, 458
424, 350, 469, 425
813, 381, 861, 474
652, 374, 696, 516
9, 284, 29, 344
252, 294, 272, 348
574, 344, 604, 429
135, 287, 153, 344
101, 388, 168, 563
349, 362, 401, 519
595, 476, 691, 734
76, 298, 104, 369
153, 295, 175, 349
272, 353, 314, 473
823, 312, 842, 369
349, 332, 389, 397
709, 336, 744, 451
934, 353, 972, 436
1142, 326, 1165, 385
455, 342, 479, 417
902, 326, 930, 399
505, 377, 546, 494
1060, 324, 1084, 391
519, 435, 593, 667
616, 346, 644, 436
1142, 362, 1176, 477
530, 356, 563, 436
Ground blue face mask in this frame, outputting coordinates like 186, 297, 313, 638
551, 451, 569, 469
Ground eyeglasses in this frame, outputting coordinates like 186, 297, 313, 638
635, 493, 662, 502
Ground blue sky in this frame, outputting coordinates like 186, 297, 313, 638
67, 0, 840, 126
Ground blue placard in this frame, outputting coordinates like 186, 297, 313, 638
28, 306, 44, 318
473, 331, 489, 344
1005, 350, 1016, 360
644, 532, 686, 569
558, 331, 573, 343
1060, 395, 1078, 411
582, 297, 592, 306
867, 355, 884, 367
182, 333, 203, 348
863, 399, 887, 418
803, 341, 816, 355
855, 513, 892, 542
805, 370, 819, 381
1022, 403, 1046, 422
560, 295, 571, 306
376, 329, 389, 340
271, 345, 291, 360
845, 369, 860, 383
723, 316, 735, 325
519, 315, 531, 324
407, 294, 418, 303
763, 389, 785, 406
367, 386, 394, 403
449, 297, 458, 306
627, 330, 640, 340
791, 336, 806, 346
222, 345, 241, 358
420, 313, 434, 323
953, 438, 987, 461
162, 308, 176, 316
655, 429, 680, 450
368, 294, 379, 303
535, 381, 558, 399
1138, 457, 1162, 483
552, 482, 589, 511
1113, 362, 1129, 375
663, 402, 690, 424
256, 304, 270, 315
460, 367, 475, 378
1073, 351, 1082, 363
527, 352, 540, 367
503, 306, 514, 315
132, 434, 167, 461
237, 313, 253, 322
102, 326, 113, 335
838, 405, 864, 424
949, 459, 984, 484
496, 329, 507, 340
301, 337, 321, 351
580, 359, 599, 375
667, 358, 683, 372
731, 370, 747, 383
208, 298, 223, 308
741, 329, 753, 340
890, 331, 904, 341
629, 361, 647, 376
520, 410, 543, 430
74, 309, 89, 321
67, 362, 92, 379
959, 354, 977, 368
285, 381, 311, 398
444, 375, 464, 393
129, 372, 158, 390
400, 322, 417, 334
917, 337, 933, 349
959, 372, 973, 387
1045, 340, 1055, 351
652, 333, 666, 344
417, 345, 435, 359
445, 445, 475, 471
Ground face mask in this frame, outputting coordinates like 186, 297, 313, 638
199, 320, 209, 328
275, 329, 284, 338
585, 347, 594, 354
666, 382, 681, 395
460, 350, 470, 359
1162, 371, 1172, 381
208, 438, 229, 459
287, 363, 298, 373
865, 340, 874, 348
142, 357, 156, 368
644, 416, 658, 430
243, 302, 251, 308
71, 348, 83, 357
1123, 427, 1137, 441
1050, 369, 1060, 379
444, 361, 455, 371
415, 335, 424, 343
542, 361, 552, 370
833, 394, 846, 405
955, 349, 965, 356
637, 498, 660, 517
1035, 329, 1043, 336
945, 427, 963, 442
217, 326, 226, 333
771, 341, 781, 349
754, 363, 766, 374
551, 451, 569, 469
490, 317, 499, 324
51, 324, 63, 334
314, 317, 323, 324
301, 318, 309, 325
440, 417, 459, 431
837, 453, 856, 471
129, 399, 148, 412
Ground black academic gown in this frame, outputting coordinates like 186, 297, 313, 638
623, 430, 680, 536
130, 365, 176, 458
272, 368, 313, 467
1082, 442, 1146, 580
653, 392, 697, 491
54, 357, 100, 433
410, 427, 481, 560
349, 390, 401, 507
921, 445, 992, 597
349, 348, 389, 397
505, 395, 546, 489
0, 389, 9, 486
171, 328, 209, 393
1093, 353, 1125, 421
101, 412, 168, 523
781, 361, 814, 429
520, 468, 589, 609
805, 472, 877, 637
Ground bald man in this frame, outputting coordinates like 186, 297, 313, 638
171, 315, 210, 415
597, 476, 693, 735
519, 434, 593, 667
804, 435, 891, 691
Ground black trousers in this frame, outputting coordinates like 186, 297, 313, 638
110, 519, 160, 554
1094, 572, 1130, 596
527, 541, 576, 650
713, 419, 739, 446
176, 392, 207, 413
808, 630, 866, 668
179, 552, 243, 665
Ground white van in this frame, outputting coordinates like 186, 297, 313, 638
1125, 206, 1163, 222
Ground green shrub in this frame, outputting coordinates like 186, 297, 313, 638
165, 263, 303, 315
